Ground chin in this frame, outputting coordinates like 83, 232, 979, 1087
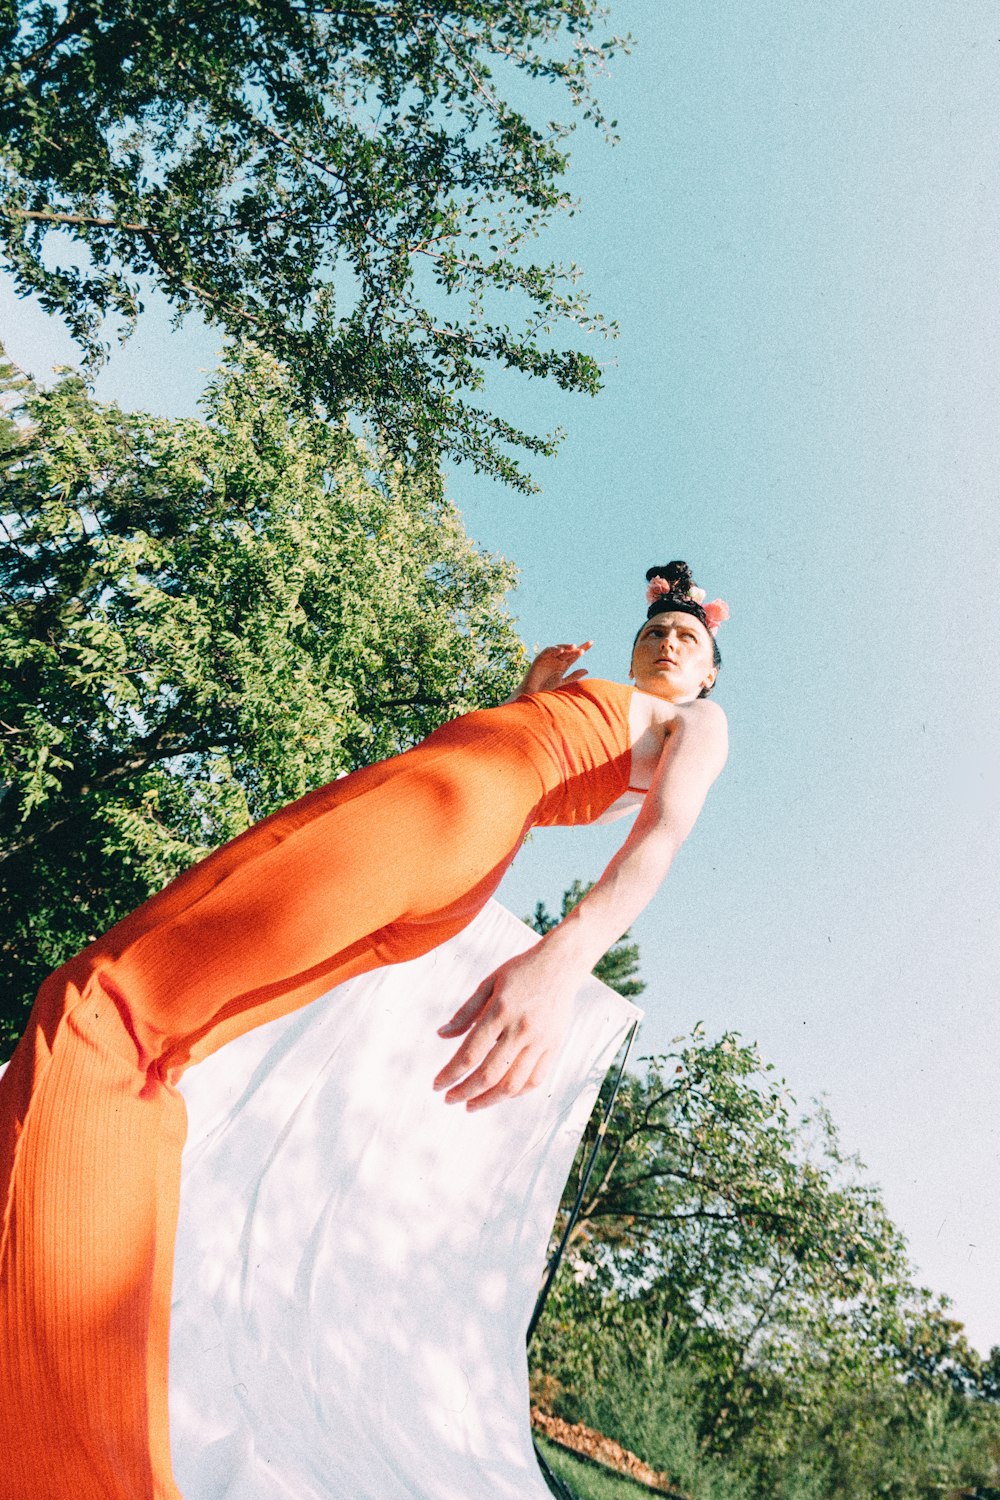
637, 677, 685, 702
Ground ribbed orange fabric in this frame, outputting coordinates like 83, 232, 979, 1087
0, 680, 632, 1499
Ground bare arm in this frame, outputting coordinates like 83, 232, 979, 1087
529, 698, 728, 971
434, 698, 729, 1109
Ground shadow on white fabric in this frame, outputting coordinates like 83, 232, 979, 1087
169, 900, 641, 1499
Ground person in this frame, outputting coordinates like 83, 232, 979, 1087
0, 560, 729, 1500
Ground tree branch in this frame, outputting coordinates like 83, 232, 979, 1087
418, 13, 503, 119
4, 208, 160, 235
0, 729, 239, 865
15, 8, 91, 71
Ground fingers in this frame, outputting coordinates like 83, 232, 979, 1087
447, 1040, 550, 1110
537, 641, 593, 663
463, 1047, 547, 1113
433, 956, 570, 1110
437, 975, 493, 1039
525, 1055, 549, 1092
445, 1043, 529, 1108
528, 642, 593, 691
435, 1009, 555, 1110
433, 1002, 548, 1109
433, 990, 504, 1092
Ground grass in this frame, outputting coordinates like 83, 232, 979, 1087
536, 1435, 680, 1500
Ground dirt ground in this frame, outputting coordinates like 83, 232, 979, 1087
531, 1408, 688, 1497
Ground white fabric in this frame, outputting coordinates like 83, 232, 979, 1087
169, 900, 641, 1500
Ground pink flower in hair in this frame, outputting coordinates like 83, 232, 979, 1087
702, 598, 730, 635
645, 577, 675, 605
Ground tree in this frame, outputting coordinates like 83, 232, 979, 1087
535, 1026, 916, 1434
0, 1, 627, 491
535, 1028, 1000, 1494
0, 342, 526, 1051
525, 884, 1000, 1495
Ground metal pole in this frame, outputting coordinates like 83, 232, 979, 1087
527, 1018, 639, 1347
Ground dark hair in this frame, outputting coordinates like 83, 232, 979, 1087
633, 561, 722, 697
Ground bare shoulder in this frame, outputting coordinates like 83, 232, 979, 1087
676, 699, 729, 767
678, 698, 728, 733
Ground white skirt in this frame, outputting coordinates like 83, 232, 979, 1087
164, 899, 638, 1497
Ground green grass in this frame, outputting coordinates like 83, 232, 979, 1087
536, 1435, 678, 1500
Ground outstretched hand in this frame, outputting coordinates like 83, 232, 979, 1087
516, 640, 593, 697
433, 949, 575, 1111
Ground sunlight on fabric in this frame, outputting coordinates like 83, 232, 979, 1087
170, 900, 641, 1499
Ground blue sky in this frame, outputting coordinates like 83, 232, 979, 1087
3, 3, 998, 1352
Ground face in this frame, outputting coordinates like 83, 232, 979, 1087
630, 611, 718, 702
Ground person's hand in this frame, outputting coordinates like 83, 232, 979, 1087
516, 641, 593, 697
433, 949, 577, 1111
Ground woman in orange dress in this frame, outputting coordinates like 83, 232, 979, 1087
0, 562, 729, 1500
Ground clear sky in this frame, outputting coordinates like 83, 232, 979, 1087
3, 2, 998, 1353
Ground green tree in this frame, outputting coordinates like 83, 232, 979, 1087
534, 1027, 915, 1435
527, 885, 1000, 1496
0, 1, 626, 490
0, 342, 525, 1051
534, 1023, 1000, 1495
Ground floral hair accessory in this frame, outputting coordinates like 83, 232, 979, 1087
644, 562, 730, 638
702, 599, 730, 635
645, 576, 676, 606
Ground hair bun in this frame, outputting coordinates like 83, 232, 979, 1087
645, 561, 694, 594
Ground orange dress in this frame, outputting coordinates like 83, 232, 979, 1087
0, 679, 633, 1500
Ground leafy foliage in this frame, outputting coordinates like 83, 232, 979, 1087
0, 343, 525, 1051
537, 1028, 913, 1431
0, 0, 627, 489
528, 885, 1000, 1498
